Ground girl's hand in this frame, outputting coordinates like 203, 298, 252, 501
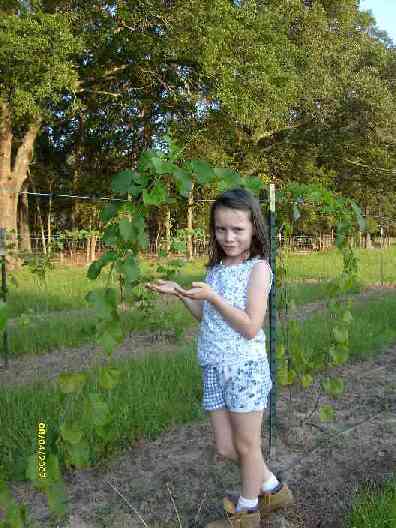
175, 282, 216, 302
146, 279, 181, 296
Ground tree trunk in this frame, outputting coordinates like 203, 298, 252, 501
363, 206, 373, 249
187, 183, 194, 261
18, 182, 32, 251
31, 179, 47, 254
86, 236, 91, 263
0, 101, 16, 236
47, 191, 52, 254
90, 235, 97, 262
0, 100, 40, 245
165, 208, 171, 253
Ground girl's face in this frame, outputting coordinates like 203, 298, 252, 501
214, 207, 254, 264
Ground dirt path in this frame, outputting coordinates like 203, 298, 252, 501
0, 286, 393, 388
9, 343, 396, 528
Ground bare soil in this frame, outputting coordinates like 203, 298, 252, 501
2, 286, 396, 527
8, 343, 396, 528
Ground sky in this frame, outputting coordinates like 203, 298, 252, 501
360, 0, 396, 43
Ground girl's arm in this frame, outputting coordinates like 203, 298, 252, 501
146, 279, 203, 322
178, 296, 203, 322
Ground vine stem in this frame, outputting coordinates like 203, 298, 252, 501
106, 479, 150, 528
302, 388, 321, 424
167, 483, 183, 528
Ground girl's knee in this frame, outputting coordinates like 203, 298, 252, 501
234, 438, 261, 458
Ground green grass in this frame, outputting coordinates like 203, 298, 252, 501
2, 247, 395, 357
344, 477, 396, 528
6, 259, 201, 318
278, 292, 396, 372
283, 246, 396, 286
1, 292, 396, 482
0, 345, 202, 482
6, 297, 194, 358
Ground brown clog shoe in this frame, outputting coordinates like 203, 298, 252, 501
259, 482, 295, 516
206, 497, 260, 528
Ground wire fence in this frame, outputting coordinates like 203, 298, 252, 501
9, 232, 396, 266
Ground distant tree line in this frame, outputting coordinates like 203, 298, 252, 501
0, 0, 395, 251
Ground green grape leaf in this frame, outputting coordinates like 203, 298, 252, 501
173, 167, 193, 197
87, 260, 103, 280
154, 159, 178, 175
301, 374, 314, 389
87, 251, 117, 280
102, 224, 120, 246
242, 177, 264, 194
100, 202, 121, 223
322, 377, 345, 397
276, 344, 286, 359
319, 404, 336, 422
278, 367, 289, 386
333, 326, 348, 344
95, 424, 116, 443
66, 441, 90, 468
350, 201, 367, 232
342, 310, 353, 324
0, 301, 8, 333
132, 215, 148, 249
111, 169, 134, 193
97, 319, 124, 354
60, 423, 83, 445
98, 367, 121, 390
57, 373, 86, 394
119, 218, 134, 242
213, 168, 241, 188
86, 288, 118, 320
329, 346, 349, 365
47, 454, 62, 483
143, 182, 168, 206
191, 160, 215, 184
117, 255, 140, 284
288, 369, 296, 385
87, 393, 111, 426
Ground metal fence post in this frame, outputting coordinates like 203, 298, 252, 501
268, 184, 277, 458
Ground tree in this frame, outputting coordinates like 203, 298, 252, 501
0, 5, 80, 242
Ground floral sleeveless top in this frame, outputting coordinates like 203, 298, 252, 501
197, 257, 273, 366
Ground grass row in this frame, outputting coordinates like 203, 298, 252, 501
344, 476, 396, 528
6, 297, 195, 357
7, 246, 396, 317
3, 246, 396, 358
1, 292, 396, 482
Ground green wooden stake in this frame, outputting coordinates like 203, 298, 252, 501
268, 184, 277, 458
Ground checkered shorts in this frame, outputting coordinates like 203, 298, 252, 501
202, 357, 273, 413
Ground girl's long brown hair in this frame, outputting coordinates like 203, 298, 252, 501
206, 188, 270, 269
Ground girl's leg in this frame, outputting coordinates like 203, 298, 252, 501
229, 410, 273, 500
209, 409, 239, 462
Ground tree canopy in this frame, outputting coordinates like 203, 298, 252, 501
0, 0, 395, 240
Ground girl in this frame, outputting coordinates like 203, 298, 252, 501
147, 188, 294, 528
